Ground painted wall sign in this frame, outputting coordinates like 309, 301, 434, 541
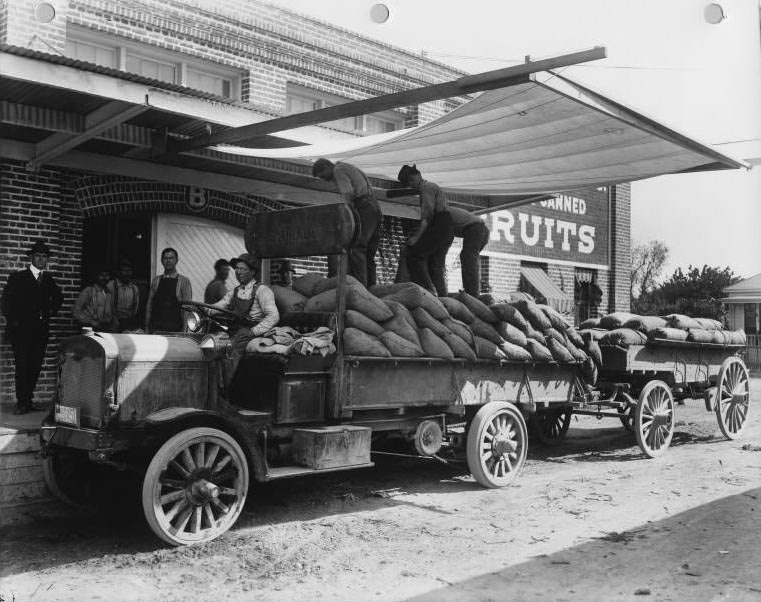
483, 187, 609, 267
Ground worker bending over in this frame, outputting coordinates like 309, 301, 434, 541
312, 158, 382, 287
450, 206, 490, 297
397, 164, 454, 297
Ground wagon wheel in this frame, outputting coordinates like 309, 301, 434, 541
142, 427, 249, 546
530, 407, 572, 446
466, 402, 527, 488
634, 380, 675, 458
715, 357, 750, 440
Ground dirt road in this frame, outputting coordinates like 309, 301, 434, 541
2, 381, 760, 602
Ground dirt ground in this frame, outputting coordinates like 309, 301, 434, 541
2, 379, 760, 602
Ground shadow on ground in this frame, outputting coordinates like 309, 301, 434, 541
402, 487, 761, 602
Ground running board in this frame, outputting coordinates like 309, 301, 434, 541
264, 462, 375, 481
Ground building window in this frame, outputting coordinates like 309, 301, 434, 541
478, 255, 490, 294
286, 83, 404, 135
744, 303, 758, 334
65, 26, 241, 99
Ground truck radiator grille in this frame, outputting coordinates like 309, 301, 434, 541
59, 354, 104, 427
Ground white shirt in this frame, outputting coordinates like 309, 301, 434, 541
29, 264, 42, 280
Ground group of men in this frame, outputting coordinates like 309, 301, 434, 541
313, 159, 489, 296
1, 158, 487, 415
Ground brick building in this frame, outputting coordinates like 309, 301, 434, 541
0, 0, 641, 404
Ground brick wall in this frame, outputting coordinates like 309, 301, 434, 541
3, 0, 67, 52
609, 183, 632, 313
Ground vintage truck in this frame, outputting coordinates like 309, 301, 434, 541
40, 203, 589, 545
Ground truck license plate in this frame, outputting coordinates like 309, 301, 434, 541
55, 404, 80, 427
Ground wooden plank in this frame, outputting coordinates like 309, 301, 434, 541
0, 431, 41, 455
167, 47, 608, 153
0, 451, 43, 469
0, 479, 48, 505
0, 463, 43, 486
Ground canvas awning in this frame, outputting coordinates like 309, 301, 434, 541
520, 266, 574, 314
217, 71, 746, 195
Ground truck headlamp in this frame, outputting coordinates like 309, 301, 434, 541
185, 309, 203, 333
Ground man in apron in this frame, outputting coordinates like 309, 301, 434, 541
144, 247, 192, 333
211, 253, 279, 392
397, 164, 455, 297
312, 158, 383, 287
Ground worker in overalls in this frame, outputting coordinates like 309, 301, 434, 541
312, 158, 383, 287
211, 253, 279, 391
144, 247, 192, 333
397, 164, 454, 297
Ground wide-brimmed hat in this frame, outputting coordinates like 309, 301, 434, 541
232, 253, 258, 270
29, 240, 51, 255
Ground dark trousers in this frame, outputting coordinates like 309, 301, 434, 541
407, 212, 455, 297
460, 221, 490, 297
328, 196, 382, 287
10, 323, 49, 408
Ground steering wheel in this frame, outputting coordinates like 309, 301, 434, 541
181, 301, 253, 332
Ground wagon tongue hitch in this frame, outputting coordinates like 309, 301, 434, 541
189, 479, 220, 504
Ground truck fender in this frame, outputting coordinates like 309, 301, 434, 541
143, 407, 268, 482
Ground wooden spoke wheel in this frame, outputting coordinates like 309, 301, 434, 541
466, 402, 527, 488
634, 380, 675, 458
715, 357, 750, 440
530, 407, 572, 446
142, 427, 249, 546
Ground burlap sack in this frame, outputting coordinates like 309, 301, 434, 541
439, 296, 474, 324
599, 312, 638, 330
579, 317, 601, 329
442, 331, 477, 361
525, 339, 553, 362
474, 336, 506, 360
712, 330, 731, 345
490, 303, 530, 333
513, 299, 553, 331
665, 314, 703, 331
343, 327, 390, 357
565, 327, 585, 349
469, 315, 504, 345
347, 286, 393, 322
419, 328, 455, 360
581, 356, 598, 386
442, 317, 474, 346
500, 341, 533, 362
695, 318, 723, 330
580, 328, 608, 342
727, 330, 747, 345
649, 327, 688, 342
412, 307, 452, 338
563, 337, 589, 362
383, 283, 448, 319
525, 327, 546, 343
537, 304, 572, 331
369, 283, 414, 298
383, 299, 417, 328
271, 285, 308, 314
378, 331, 424, 357
546, 337, 575, 363
456, 291, 498, 323
687, 328, 714, 343
382, 314, 422, 347
293, 273, 325, 297
583, 335, 603, 367
312, 274, 361, 295
345, 309, 384, 336
600, 328, 648, 346
543, 328, 566, 345
304, 288, 337, 312
623, 315, 667, 333
495, 321, 527, 348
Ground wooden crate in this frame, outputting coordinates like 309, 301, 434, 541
292, 425, 371, 469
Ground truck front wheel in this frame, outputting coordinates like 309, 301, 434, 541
466, 402, 527, 488
142, 427, 249, 546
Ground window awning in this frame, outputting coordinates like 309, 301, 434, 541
520, 266, 574, 314
217, 72, 746, 195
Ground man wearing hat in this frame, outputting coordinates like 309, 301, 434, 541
1, 240, 64, 414
107, 259, 140, 332
312, 158, 382, 287
210, 253, 279, 391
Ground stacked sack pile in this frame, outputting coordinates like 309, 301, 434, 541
268, 274, 600, 383
579, 312, 747, 347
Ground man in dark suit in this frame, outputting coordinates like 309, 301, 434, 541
1, 240, 64, 414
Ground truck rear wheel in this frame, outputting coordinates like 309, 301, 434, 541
466, 402, 527, 488
142, 427, 249, 546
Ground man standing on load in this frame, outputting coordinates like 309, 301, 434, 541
397, 164, 454, 297
211, 253, 279, 390
450, 206, 490, 297
312, 158, 382, 287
